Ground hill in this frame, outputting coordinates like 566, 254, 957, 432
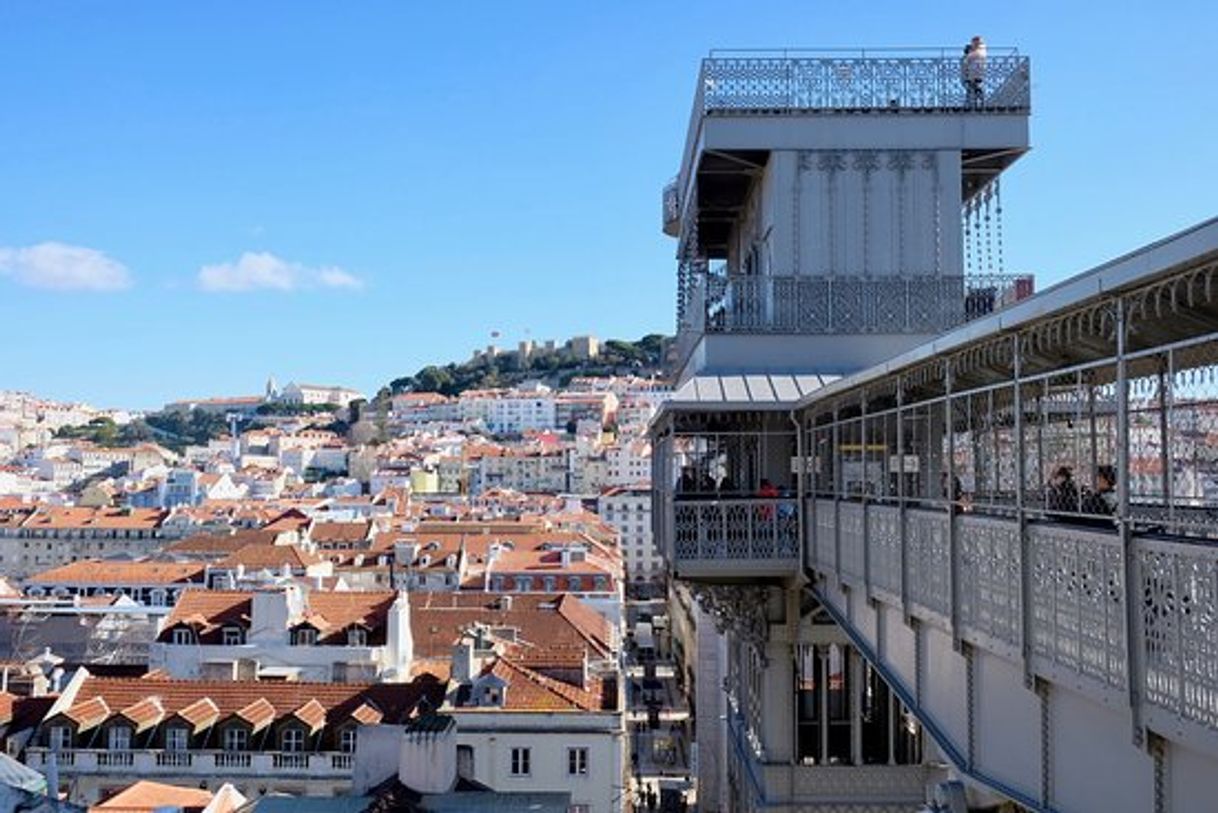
386, 334, 670, 397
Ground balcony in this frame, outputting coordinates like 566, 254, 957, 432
692, 273, 1033, 336
698, 50, 1031, 116
671, 498, 800, 580
26, 748, 355, 778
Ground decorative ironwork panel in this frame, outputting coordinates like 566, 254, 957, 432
906, 509, 951, 617
839, 501, 866, 581
956, 514, 1022, 648
700, 274, 1031, 336
671, 499, 800, 565
868, 503, 903, 597
702, 54, 1031, 114
1139, 538, 1218, 730
815, 498, 837, 570
1028, 524, 1127, 690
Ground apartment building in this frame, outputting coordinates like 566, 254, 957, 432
149, 586, 412, 683
23, 668, 443, 804
597, 487, 657, 587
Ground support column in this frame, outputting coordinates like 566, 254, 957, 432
887, 688, 897, 766
762, 637, 794, 764
818, 646, 830, 764
849, 648, 864, 766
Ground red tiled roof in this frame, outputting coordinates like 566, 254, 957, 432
54, 673, 442, 733
116, 697, 164, 732
484, 657, 614, 712
93, 780, 215, 812
232, 698, 276, 731
27, 560, 206, 586
64, 696, 110, 730
172, 697, 220, 733
290, 698, 327, 733
216, 542, 323, 570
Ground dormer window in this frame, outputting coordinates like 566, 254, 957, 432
543, 576, 556, 592
48, 726, 71, 751
291, 627, 318, 646
347, 627, 368, 647
222, 626, 246, 646
281, 728, 305, 753
593, 576, 608, 592
108, 726, 132, 751
172, 627, 195, 645
568, 577, 581, 592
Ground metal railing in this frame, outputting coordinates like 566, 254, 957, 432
691, 273, 1032, 335
673, 498, 800, 564
699, 52, 1030, 114
26, 747, 355, 777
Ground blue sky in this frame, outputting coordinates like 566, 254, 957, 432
0, 1, 1213, 409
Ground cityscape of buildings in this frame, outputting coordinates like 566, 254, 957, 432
0, 365, 683, 812
3, 16, 1218, 813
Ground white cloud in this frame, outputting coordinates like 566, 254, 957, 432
0, 242, 133, 291
197, 251, 363, 292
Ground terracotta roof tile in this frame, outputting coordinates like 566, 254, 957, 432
116, 697, 164, 732
27, 560, 206, 586
486, 657, 611, 712
173, 697, 220, 732
290, 698, 327, 732
232, 697, 276, 731
93, 780, 214, 811
60, 673, 442, 733
348, 702, 383, 725
64, 696, 110, 730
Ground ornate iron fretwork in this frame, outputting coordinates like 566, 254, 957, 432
691, 584, 772, 660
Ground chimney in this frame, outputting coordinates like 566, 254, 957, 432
451, 641, 476, 685
499, 595, 512, 612
384, 591, 413, 682
397, 716, 457, 794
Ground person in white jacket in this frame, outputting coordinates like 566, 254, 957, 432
962, 35, 987, 106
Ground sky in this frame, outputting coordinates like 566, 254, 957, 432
0, 1, 1213, 410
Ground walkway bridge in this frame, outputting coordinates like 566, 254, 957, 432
654, 217, 1218, 812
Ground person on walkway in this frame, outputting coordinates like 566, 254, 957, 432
1046, 465, 1079, 517
1081, 464, 1118, 516
757, 477, 780, 521
962, 35, 987, 106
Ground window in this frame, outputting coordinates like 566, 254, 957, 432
510, 747, 531, 776
222, 626, 245, 646
108, 726, 131, 751
171, 627, 194, 645
339, 728, 357, 754
48, 726, 71, 751
281, 728, 305, 753
568, 746, 589, 776
456, 744, 475, 778
223, 727, 248, 752
347, 627, 368, 647
165, 727, 188, 751
291, 627, 318, 646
